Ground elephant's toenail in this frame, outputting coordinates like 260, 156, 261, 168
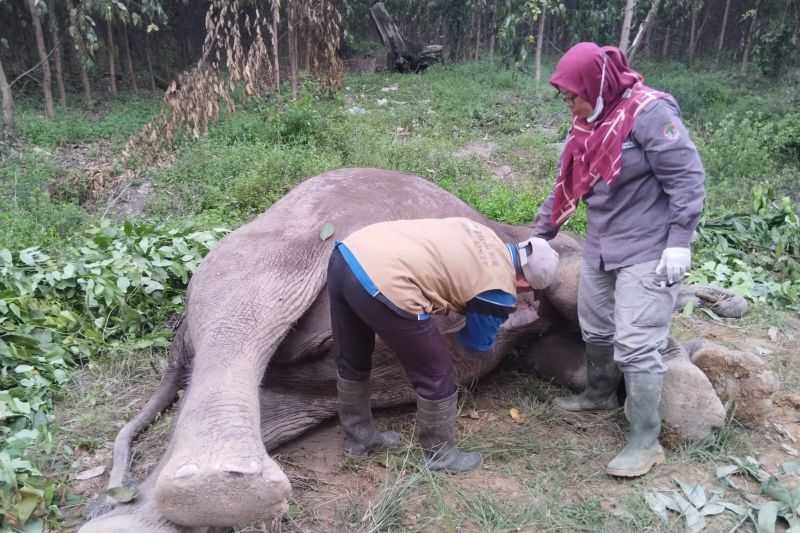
222, 459, 260, 475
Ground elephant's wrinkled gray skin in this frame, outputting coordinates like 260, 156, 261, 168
76, 168, 593, 533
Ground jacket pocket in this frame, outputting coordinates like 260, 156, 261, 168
631, 271, 675, 328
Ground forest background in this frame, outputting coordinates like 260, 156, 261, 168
1, 0, 800, 531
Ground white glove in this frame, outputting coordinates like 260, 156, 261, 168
655, 247, 691, 284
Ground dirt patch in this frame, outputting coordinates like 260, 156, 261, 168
57, 308, 800, 532
48, 141, 163, 219
453, 141, 519, 183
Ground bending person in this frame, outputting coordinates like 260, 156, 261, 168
327, 217, 559, 473
531, 42, 705, 477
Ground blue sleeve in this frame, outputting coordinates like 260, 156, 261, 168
457, 311, 506, 352
456, 290, 516, 352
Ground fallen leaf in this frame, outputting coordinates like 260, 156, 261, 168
716, 464, 739, 479
319, 223, 335, 241
768, 327, 779, 342
675, 478, 707, 509
685, 506, 706, 533
701, 502, 726, 516
644, 491, 669, 523
721, 501, 748, 515
783, 462, 800, 475
782, 443, 799, 457
107, 485, 138, 503
74, 465, 105, 481
757, 501, 779, 533
755, 345, 773, 356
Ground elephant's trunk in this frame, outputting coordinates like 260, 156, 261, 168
153, 351, 290, 527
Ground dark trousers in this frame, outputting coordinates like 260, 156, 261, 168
327, 248, 456, 400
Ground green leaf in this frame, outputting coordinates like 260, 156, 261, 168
15, 490, 42, 524
717, 464, 740, 478
757, 501, 779, 533
319, 222, 335, 241
107, 485, 138, 503
117, 277, 131, 291
22, 518, 44, 533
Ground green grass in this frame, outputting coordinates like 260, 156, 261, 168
16, 95, 161, 147
0, 152, 91, 250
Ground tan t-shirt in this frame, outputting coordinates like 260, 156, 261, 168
342, 218, 517, 316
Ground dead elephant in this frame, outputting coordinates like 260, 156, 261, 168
80, 168, 725, 532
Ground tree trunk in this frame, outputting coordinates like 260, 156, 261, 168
145, 37, 157, 92
271, 0, 280, 92
628, 0, 663, 63
66, 0, 93, 107
535, 9, 546, 82
47, 0, 67, 107
619, 0, 637, 52
688, 3, 700, 65
288, 2, 298, 98
488, 0, 497, 62
715, 0, 732, 65
662, 25, 671, 58
107, 21, 118, 96
741, 0, 761, 73
121, 23, 138, 92
0, 55, 14, 138
27, 0, 55, 118
474, 4, 482, 61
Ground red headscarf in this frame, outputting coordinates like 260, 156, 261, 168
548, 42, 668, 224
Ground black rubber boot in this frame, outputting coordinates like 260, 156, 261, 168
606, 372, 665, 477
337, 375, 402, 458
555, 343, 621, 411
416, 391, 481, 473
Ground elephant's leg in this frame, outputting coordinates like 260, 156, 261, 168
80, 373, 341, 533
152, 345, 291, 528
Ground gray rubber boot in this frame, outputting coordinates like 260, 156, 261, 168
416, 391, 482, 473
555, 343, 621, 411
337, 375, 402, 458
606, 372, 666, 477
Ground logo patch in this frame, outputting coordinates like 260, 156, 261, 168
663, 121, 679, 140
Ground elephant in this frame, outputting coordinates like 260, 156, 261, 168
79, 168, 738, 532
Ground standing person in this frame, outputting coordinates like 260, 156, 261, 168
328, 217, 559, 473
531, 42, 705, 477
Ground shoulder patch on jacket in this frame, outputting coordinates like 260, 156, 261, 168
662, 121, 680, 140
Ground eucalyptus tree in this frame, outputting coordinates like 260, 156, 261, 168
0, 51, 13, 138
27, 0, 55, 117
66, 0, 97, 106
46, 0, 67, 106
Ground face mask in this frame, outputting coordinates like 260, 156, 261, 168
586, 54, 608, 124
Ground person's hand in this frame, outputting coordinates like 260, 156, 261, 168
655, 247, 691, 284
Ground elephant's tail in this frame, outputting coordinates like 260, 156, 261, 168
106, 317, 191, 497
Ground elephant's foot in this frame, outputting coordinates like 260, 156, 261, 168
154, 443, 290, 527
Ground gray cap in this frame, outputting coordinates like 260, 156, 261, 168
518, 237, 559, 289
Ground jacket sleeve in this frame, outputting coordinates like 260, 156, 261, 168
633, 98, 706, 248
531, 188, 561, 240
531, 138, 569, 240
